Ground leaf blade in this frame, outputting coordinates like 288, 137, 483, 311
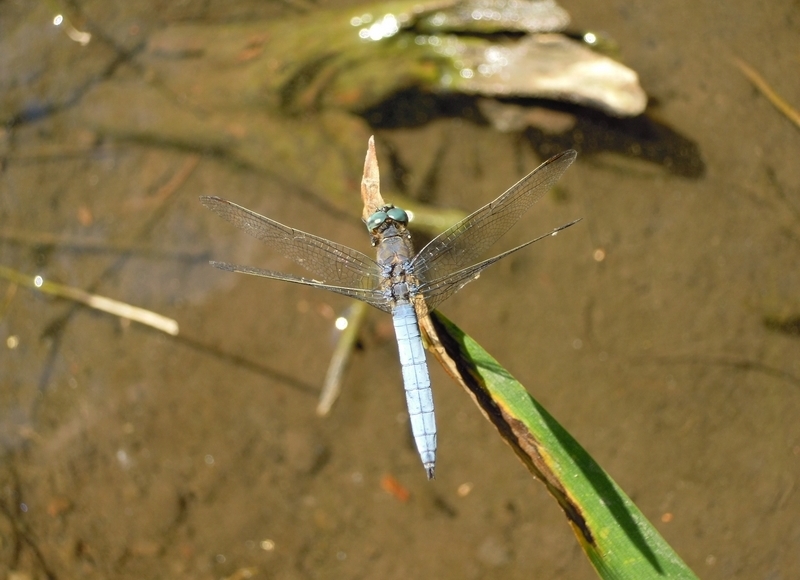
422, 310, 699, 580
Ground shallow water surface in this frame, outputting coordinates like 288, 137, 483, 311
1, 1, 799, 578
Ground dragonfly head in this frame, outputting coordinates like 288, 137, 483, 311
365, 205, 409, 233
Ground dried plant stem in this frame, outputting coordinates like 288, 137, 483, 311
0, 264, 179, 335
733, 57, 800, 130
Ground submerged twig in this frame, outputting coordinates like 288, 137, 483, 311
316, 301, 369, 416
733, 57, 800, 130
41, 0, 92, 45
0, 264, 179, 335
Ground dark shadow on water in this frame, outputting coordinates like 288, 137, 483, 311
174, 333, 320, 397
360, 89, 705, 178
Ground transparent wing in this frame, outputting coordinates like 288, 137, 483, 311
210, 261, 392, 313
200, 196, 383, 290
410, 150, 576, 284
418, 219, 581, 311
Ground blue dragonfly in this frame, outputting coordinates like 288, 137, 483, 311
201, 144, 578, 479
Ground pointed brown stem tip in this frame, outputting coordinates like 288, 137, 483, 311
361, 135, 385, 221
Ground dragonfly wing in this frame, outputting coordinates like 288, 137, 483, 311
418, 219, 581, 311
410, 150, 576, 284
210, 261, 392, 312
201, 196, 383, 290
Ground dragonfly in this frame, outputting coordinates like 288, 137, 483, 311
200, 147, 579, 479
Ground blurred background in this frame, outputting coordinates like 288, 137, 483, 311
1, 0, 798, 578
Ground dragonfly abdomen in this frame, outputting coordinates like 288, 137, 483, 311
391, 301, 437, 479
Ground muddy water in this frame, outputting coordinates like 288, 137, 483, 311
1, 1, 799, 579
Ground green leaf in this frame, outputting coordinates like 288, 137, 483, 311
421, 310, 699, 580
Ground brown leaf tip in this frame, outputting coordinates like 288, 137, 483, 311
361, 136, 385, 222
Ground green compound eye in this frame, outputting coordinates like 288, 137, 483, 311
387, 207, 408, 224
366, 211, 387, 231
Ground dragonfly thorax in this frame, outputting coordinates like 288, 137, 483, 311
391, 280, 411, 301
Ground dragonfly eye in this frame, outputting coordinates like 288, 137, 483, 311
366, 211, 388, 231
387, 207, 408, 225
